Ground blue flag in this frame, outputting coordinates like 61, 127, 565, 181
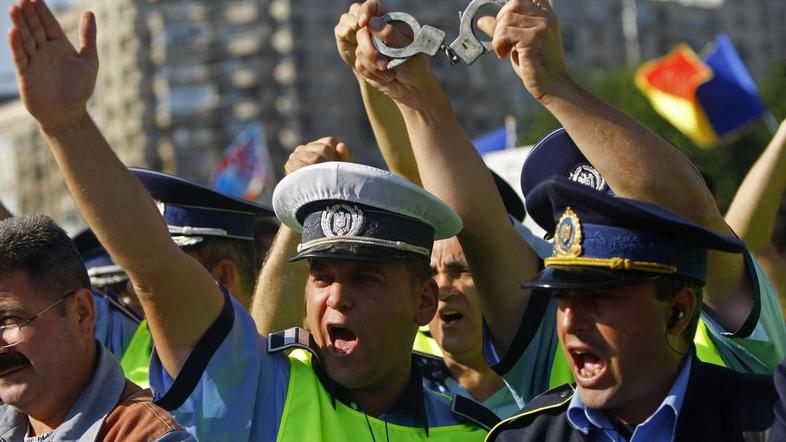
696, 33, 766, 138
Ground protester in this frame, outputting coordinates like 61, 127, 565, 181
0, 215, 193, 441
7, 1, 490, 439
486, 178, 776, 441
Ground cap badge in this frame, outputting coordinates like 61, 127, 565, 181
568, 164, 607, 192
321, 204, 364, 237
554, 207, 582, 257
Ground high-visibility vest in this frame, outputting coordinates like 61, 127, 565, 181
119, 320, 152, 389
276, 352, 487, 442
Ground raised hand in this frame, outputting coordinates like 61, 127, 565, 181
8, 0, 98, 130
352, 0, 437, 106
477, 0, 569, 102
284, 137, 353, 175
335, 3, 364, 68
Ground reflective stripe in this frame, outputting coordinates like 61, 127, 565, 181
413, 328, 444, 357
694, 319, 726, 367
120, 321, 153, 389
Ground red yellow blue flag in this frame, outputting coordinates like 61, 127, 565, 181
210, 122, 275, 202
635, 35, 766, 148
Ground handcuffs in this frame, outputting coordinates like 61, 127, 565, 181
371, 0, 507, 69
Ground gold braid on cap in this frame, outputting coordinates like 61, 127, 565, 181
544, 256, 677, 274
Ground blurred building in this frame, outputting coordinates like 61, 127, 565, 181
1, 0, 784, 229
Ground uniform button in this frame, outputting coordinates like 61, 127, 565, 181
560, 390, 570, 398
351, 402, 359, 410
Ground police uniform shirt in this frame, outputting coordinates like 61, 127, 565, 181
149, 289, 487, 442
92, 290, 139, 360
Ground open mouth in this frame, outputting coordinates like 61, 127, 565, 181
0, 352, 30, 378
439, 309, 464, 325
569, 348, 607, 386
327, 325, 358, 357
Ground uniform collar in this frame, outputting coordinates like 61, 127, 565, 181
567, 353, 693, 441
291, 330, 432, 433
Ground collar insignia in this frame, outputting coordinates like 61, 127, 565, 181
568, 164, 607, 192
321, 204, 364, 237
554, 207, 582, 257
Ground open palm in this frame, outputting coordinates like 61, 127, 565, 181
9, 0, 98, 130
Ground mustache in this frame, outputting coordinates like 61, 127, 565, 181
0, 351, 30, 374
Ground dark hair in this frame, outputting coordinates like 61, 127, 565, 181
653, 276, 703, 346
404, 257, 433, 284
0, 215, 90, 300
186, 237, 258, 297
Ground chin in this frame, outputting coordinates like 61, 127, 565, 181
577, 384, 622, 410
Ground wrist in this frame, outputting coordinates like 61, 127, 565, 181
38, 110, 92, 137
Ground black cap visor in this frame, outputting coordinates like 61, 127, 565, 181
522, 266, 668, 291
289, 242, 427, 264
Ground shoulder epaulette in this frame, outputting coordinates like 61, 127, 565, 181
450, 394, 501, 431
267, 327, 318, 360
413, 350, 451, 384
488, 383, 574, 435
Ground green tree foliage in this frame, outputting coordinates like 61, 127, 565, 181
518, 61, 786, 212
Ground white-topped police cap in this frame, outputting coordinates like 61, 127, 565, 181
273, 162, 463, 263
130, 168, 275, 248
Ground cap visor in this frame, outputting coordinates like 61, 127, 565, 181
522, 266, 665, 291
289, 242, 426, 264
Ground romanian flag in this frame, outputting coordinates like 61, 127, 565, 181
635, 35, 766, 147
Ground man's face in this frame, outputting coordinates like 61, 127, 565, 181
306, 258, 435, 390
0, 270, 87, 412
429, 238, 484, 357
555, 282, 678, 420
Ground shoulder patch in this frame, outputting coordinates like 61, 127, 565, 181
450, 394, 501, 431
488, 383, 574, 436
267, 327, 319, 362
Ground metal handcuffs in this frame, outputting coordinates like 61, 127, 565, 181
371, 0, 507, 69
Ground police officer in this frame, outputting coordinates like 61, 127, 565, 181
486, 177, 776, 441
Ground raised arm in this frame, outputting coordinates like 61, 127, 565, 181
335, 3, 420, 184
352, 1, 540, 355
725, 121, 786, 306
250, 137, 352, 334
482, 0, 750, 330
8, 0, 222, 377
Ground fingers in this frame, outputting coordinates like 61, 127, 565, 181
31, 0, 64, 39
20, 0, 46, 46
491, 8, 547, 59
10, 5, 36, 57
368, 16, 413, 48
8, 28, 28, 73
77, 10, 97, 62
335, 142, 354, 162
285, 137, 349, 175
358, 0, 388, 28
354, 27, 395, 83
476, 15, 497, 38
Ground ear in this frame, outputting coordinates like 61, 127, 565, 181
415, 278, 439, 327
73, 288, 96, 337
209, 258, 239, 290
666, 286, 697, 338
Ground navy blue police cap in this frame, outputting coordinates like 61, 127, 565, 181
522, 177, 744, 290
273, 162, 463, 264
520, 128, 611, 199
72, 227, 129, 287
130, 168, 274, 247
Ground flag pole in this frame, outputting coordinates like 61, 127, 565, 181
621, 0, 641, 66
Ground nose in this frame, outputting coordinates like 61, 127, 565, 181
557, 297, 591, 334
325, 282, 352, 312
434, 271, 455, 295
